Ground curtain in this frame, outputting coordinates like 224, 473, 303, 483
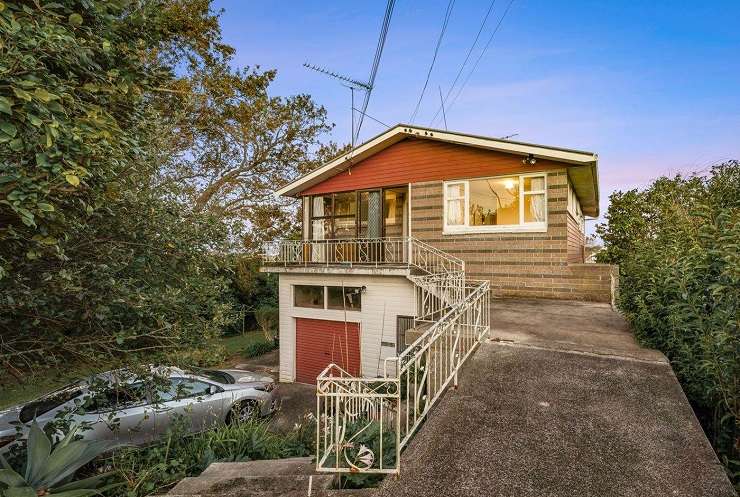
447, 199, 463, 225
529, 194, 545, 222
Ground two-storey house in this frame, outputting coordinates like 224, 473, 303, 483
262, 124, 615, 384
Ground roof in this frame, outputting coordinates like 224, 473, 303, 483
277, 124, 600, 216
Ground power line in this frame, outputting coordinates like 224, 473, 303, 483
409, 0, 456, 123
355, 0, 396, 143
352, 107, 391, 129
429, 0, 497, 127
438, 86, 448, 130
444, 0, 516, 119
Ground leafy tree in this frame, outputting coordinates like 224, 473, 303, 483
156, 61, 348, 251
597, 161, 739, 484
0, 0, 238, 374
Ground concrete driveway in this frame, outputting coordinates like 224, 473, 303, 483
375, 299, 735, 497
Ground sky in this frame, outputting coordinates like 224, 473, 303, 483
212, 0, 740, 234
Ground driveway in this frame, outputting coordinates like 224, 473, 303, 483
375, 299, 735, 497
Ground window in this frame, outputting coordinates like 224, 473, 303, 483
310, 193, 356, 240
384, 189, 407, 237
445, 182, 465, 226
327, 286, 362, 311
19, 383, 84, 423
567, 182, 585, 232
89, 382, 149, 412
443, 174, 547, 232
157, 378, 215, 402
294, 285, 324, 308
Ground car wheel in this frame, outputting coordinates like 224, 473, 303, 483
231, 400, 259, 423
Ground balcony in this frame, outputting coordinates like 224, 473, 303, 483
262, 237, 409, 268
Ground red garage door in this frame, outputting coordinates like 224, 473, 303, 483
295, 318, 360, 384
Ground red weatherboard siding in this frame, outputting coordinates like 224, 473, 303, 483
301, 138, 568, 195
294, 318, 360, 384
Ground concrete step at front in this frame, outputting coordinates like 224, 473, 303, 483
313, 489, 377, 496
167, 492, 318, 497
199, 457, 316, 478
169, 474, 334, 495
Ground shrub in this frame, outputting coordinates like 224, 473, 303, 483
254, 305, 279, 341
597, 161, 739, 485
0, 422, 118, 496
109, 416, 315, 497
244, 340, 277, 359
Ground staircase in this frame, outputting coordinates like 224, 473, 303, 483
167, 457, 374, 497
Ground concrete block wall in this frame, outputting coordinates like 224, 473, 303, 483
409, 171, 617, 303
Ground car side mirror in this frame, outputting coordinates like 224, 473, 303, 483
208, 385, 219, 395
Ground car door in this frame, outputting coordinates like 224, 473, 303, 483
79, 382, 157, 446
153, 377, 227, 438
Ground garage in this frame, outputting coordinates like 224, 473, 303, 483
295, 318, 361, 384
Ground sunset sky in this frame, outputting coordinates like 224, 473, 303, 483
213, 0, 740, 233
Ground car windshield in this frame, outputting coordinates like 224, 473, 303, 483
187, 368, 234, 385
19, 383, 84, 423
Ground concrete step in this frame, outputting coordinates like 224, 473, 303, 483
167, 488, 375, 497
169, 474, 334, 495
314, 489, 377, 496
199, 457, 316, 478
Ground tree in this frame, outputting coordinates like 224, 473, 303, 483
156, 61, 348, 251
0, 0, 238, 374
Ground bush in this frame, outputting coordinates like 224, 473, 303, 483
597, 161, 739, 485
255, 305, 279, 341
244, 340, 277, 359
109, 416, 315, 497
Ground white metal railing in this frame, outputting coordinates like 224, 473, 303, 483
261, 237, 464, 274
315, 279, 491, 474
262, 237, 408, 267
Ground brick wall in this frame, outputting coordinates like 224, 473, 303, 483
566, 213, 585, 263
410, 171, 617, 303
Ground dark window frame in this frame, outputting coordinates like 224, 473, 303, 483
294, 284, 325, 309
307, 187, 408, 240
327, 286, 362, 311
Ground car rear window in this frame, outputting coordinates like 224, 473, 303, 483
188, 369, 234, 384
19, 384, 84, 423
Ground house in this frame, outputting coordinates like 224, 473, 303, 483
261, 124, 616, 384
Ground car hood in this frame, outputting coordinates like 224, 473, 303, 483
220, 369, 274, 384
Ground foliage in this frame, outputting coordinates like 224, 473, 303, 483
155, 60, 348, 251
326, 418, 396, 489
0, 0, 239, 375
596, 161, 739, 484
0, 422, 118, 497
109, 416, 315, 497
254, 305, 279, 341
243, 339, 277, 359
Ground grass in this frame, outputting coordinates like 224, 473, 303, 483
217, 331, 268, 356
0, 331, 269, 410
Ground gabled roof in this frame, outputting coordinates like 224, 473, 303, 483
277, 124, 600, 216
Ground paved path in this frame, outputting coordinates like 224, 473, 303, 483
375, 299, 735, 497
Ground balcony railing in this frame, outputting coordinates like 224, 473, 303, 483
262, 237, 464, 275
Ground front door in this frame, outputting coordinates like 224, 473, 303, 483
295, 318, 361, 384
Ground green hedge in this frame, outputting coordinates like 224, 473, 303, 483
597, 161, 739, 485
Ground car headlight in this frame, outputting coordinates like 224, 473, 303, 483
254, 382, 274, 393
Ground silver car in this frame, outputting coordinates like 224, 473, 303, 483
0, 366, 278, 450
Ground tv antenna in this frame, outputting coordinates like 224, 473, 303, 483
304, 63, 372, 149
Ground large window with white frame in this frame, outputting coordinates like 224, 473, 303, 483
443, 173, 547, 233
